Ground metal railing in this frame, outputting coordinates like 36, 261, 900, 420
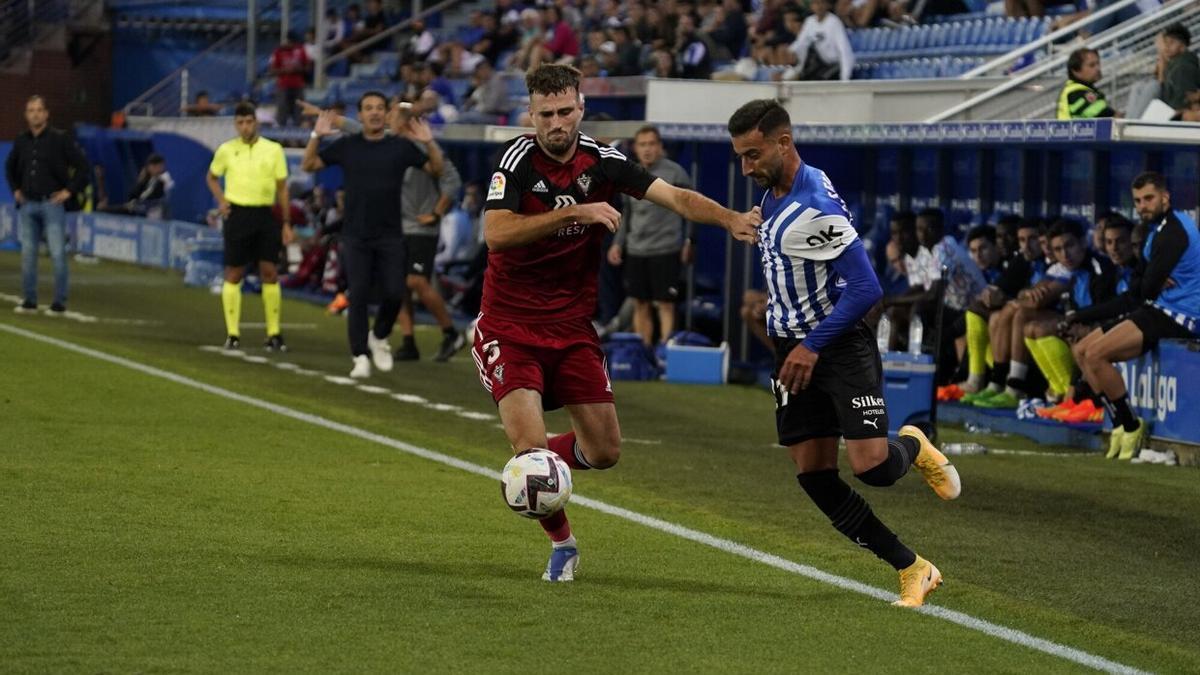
927, 0, 1200, 122
121, 0, 306, 117
959, 0, 1148, 79
123, 28, 247, 117
313, 0, 466, 89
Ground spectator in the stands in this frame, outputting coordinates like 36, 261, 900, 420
459, 60, 510, 123
303, 28, 320, 66
1006, 0, 1082, 18
434, 41, 485, 79
271, 31, 309, 127
185, 91, 221, 117
358, 0, 390, 53
578, 54, 603, 78
1157, 23, 1200, 113
512, 7, 546, 71
837, 0, 889, 28
413, 62, 457, 106
1051, 0, 1158, 37
322, 8, 345, 50
629, 2, 661, 46
677, 13, 715, 79
584, 27, 608, 57
1057, 48, 1117, 120
602, 26, 638, 76
707, 0, 749, 60
541, 5, 581, 65
461, 11, 488, 46
475, 12, 518, 67
782, 0, 854, 81
494, 0, 521, 27
416, 88, 458, 125
403, 17, 438, 62
650, 48, 677, 78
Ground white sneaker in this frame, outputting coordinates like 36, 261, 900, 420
349, 354, 371, 379
367, 332, 394, 372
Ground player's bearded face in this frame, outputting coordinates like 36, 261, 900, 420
531, 90, 583, 156
732, 130, 783, 189
1132, 186, 1169, 224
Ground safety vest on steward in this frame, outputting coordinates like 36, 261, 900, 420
1056, 78, 1114, 120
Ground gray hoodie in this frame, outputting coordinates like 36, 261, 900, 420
614, 157, 692, 257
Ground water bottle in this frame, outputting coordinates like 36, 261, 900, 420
964, 421, 992, 434
877, 314, 892, 353
908, 315, 924, 355
941, 442, 987, 455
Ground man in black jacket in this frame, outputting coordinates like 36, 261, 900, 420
4, 95, 90, 315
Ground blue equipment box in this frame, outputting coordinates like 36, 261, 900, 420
665, 342, 729, 385
881, 351, 935, 435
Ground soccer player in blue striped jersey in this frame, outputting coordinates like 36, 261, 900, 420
727, 99, 961, 607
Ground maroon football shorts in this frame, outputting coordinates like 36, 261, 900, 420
471, 314, 613, 411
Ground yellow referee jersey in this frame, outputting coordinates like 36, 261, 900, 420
209, 136, 288, 207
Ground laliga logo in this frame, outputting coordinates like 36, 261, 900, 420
1117, 361, 1177, 421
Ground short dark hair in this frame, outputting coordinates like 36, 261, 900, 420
526, 64, 582, 97
634, 125, 662, 143
27, 94, 46, 107
146, 153, 165, 165
1132, 171, 1169, 192
996, 213, 1022, 231
233, 101, 256, 117
727, 99, 791, 137
916, 207, 944, 233
195, 90, 210, 101
967, 225, 996, 245
1101, 212, 1134, 233
357, 90, 388, 111
1017, 217, 1044, 234
1067, 48, 1097, 76
1163, 22, 1191, 46
1047, 217, 1084, 242
890, 210, 916, 234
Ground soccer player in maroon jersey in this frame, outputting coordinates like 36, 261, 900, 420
473, 64, 760, 581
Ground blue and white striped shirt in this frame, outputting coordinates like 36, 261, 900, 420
759, 162, 865, 344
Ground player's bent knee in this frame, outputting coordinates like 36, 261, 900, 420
855, 463, 899, 487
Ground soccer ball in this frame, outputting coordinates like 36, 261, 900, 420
501, 450, 573, 519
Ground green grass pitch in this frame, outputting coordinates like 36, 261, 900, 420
1, 253, 1198, 673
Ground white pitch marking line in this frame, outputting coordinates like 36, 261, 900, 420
356, 385, 391, 395
456, 411, 496, 421
273, 362, 300, 371
392, 393, 429, 404
241, 355, 269, 364
422, 402, 462, 412
0, 322, 1147, 675
324, 375, 358, 385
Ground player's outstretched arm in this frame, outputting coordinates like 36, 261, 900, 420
643, 179, 760, 243
484, 202, 621, 251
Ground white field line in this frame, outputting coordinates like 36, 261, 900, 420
0, 322, 1147, 675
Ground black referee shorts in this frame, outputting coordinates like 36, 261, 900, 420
772, 322, 889, 446
224, 205, 282, 268
624, 252, 681, 303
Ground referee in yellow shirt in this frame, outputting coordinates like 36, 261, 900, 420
205, 102, 293, 351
